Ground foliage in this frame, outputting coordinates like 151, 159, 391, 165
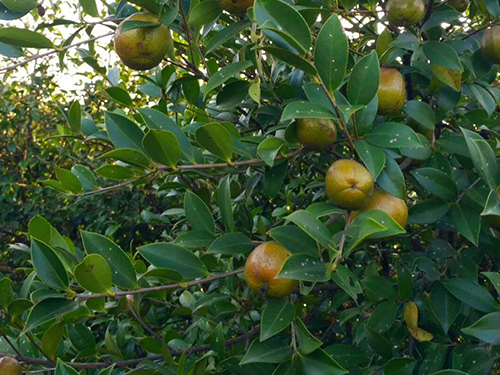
1, 0, 500, 374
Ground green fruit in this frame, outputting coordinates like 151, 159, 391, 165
296, 118, 337, 151
218, 0, 255, 14
0, 357, 22, 375
325, 159, 374, 211
114, 12, 173, 71
378, 67, 407, 115
386, 0, 425, 27
448, 0, 469, 12
482, 26, 500, 64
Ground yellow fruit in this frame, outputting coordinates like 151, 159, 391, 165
448, 0, 469, 12
114, 12, 173, 71
325, 160, 374, 211
218, 0, 255, 14
0, 357, 22, 375
386, 0, 425, 27
244, 242, 298, 298
355, 189, 408, 228
378, 67, 407, 115
407, 326, 434, 342
482, 26, 500, 64
296, 118, 337, 151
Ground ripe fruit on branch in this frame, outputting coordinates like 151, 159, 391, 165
0, 357, 22, 375
219, 0, 255, 14
296, 118, 337, 151
325, 160, 374, 211
114, 12, 173, 71
244, 242, 297, 298
355, 189, 408, 228
377, 67, 407, 115
482, 26, 500, 64
386, 0, 425, 27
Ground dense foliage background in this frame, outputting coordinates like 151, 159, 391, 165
2, 0, 500, 373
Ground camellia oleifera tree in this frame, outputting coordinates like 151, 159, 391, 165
2, 0, 500, 373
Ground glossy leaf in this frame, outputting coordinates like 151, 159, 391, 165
260, 299, 295, 341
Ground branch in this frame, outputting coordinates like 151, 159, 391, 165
3, 325, 260, 369
76, 269, 244, 301
0, 33, 114, 74
317, 78, 356, 154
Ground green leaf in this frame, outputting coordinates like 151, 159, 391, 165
427, 372, 470, 375
188, 1, 221, 26
138, 108, 194, 163
377, 156, 406, 200
281, 101, 336, 122
430, 63, 461, 92
142, 129, 181, 168
324, 345, 370, 368
74, 254, 113, 294
384, 358, 417, 375
98, 149, 151, 169
95, 165, 135, 180
423, 41, 462, 71
276, 254, 329, 282
444, 278, 498, 313
240, 338, 293, 364
31, 239, 69, 290
297, 349, 347, 375
0, 42, 23, 58
137, 243, 208, 279
331, 265, 363, 301
105, 112, 146, 154
265, 163, 287, 198
55, 358, 80, 375
206, 20, 251, 54
462, 312, 500, 345
71, 165, 97, 190
81, 231, 137, 289
365, 122, 423, 149
410, 168, 458, 201
174, 231, 215, 249
269, 225, 319, 257
468, 83, 496, 116
0, 28, 53, 48
195, 122, 234, 163
449, 204, 481, 246
257, 137, 288, 167
184, 190, 215, 234
295, 317, 322, 355
218, 176, 236, 233
258, 46, 317, 76
68, 101, 81, 133
367, 301, 397, 334
55, 168, 83, 194
364, 324, 392, 358
354, 139, 386, 180
430, 283, 461, 333
403, 100, 436, 130
207, 233, 253, 255
79, 0, 99, 16
204, 61, 253, 97
25, 298, 79, 333
347, 51, 380, 106
285, 210, 335, 250
42, 321, 64, 360
260, 299, 295, 341
418, 348, 447, 375
3, 0, 37, 13
254, 0, 311, 55
462, 128, 500, 190
68, 324, 96, 351
314, 14, 348, 92
106, 87, 133, 106
409, 200, 450, 224
345, 217, 387, 253
482, 272, 500, 296
351, 209, 405, 241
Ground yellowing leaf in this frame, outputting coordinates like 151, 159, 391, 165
404, 301, 419, 329
407, 326, 433, 342
430, 63, 461, 92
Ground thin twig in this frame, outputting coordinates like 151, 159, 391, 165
76, 269, 244, 301
3, 325, 260, 369
332, 212, 352, 269
0, 33, 114, 73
